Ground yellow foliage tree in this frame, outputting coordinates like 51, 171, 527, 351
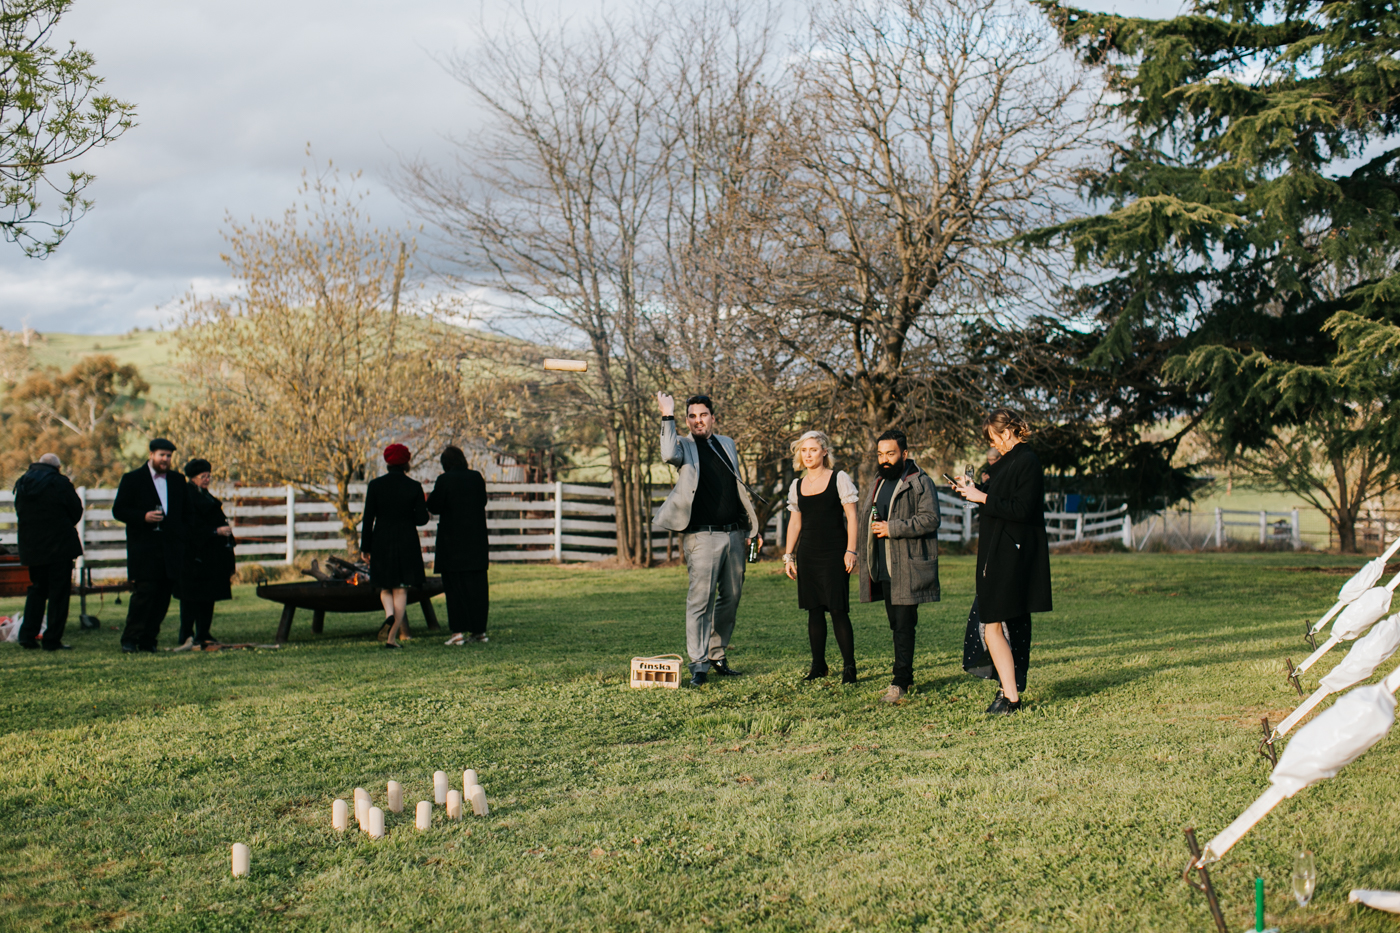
165, 163, 469, 554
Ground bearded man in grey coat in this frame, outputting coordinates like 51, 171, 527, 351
856, 428, 941, 704
654, 392, 760, 686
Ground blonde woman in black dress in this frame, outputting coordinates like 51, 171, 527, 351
782, 431, 860, 682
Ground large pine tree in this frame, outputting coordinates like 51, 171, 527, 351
1031, 0, 1400, 550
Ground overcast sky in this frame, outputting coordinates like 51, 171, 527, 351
0, 0, 1181, 335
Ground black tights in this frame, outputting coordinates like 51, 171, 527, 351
808, 607, 855, 669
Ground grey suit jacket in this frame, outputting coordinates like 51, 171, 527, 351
654, 417, 760, 535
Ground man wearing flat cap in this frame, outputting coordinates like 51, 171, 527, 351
112, 438, 188, 652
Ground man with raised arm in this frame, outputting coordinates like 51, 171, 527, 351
654, 392, 760, 687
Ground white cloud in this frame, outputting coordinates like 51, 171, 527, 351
0, 0, 1179, 334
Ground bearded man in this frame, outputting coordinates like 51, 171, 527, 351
856, 429, 942, 704
112, 438, 188, 653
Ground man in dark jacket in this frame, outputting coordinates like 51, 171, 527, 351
112, 438, 187, 653
856, 429, 941, 704
13, 453, 84, 651
427, 446, 491, 644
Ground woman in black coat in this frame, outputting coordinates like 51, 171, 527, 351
360, 444, 429, 648
179, 458, 236, 646
952, 409, 1052, 714
426, 446, 491, 645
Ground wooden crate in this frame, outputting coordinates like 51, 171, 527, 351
630, 655, 683, 689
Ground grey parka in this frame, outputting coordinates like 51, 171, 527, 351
857, 460, 942, 606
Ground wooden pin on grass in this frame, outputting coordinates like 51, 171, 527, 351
367, 807, 385, 839
416, 801, 433, 831
433, 771, 448, 805
354, 788, 370, 830
231, 843, 250, 878
543, 358, 587, 372
387, 781, 403, 813
446, 790, 463, 820
332, 799, 348, 831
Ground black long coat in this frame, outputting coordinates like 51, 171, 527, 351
974, 443, 1052, 622
182, 486, 235, 602
112, 464, 188, 584
360, 468, 429, 588
12, 463, 83, 566
426, 466, 489, 573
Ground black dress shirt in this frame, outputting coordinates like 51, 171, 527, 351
687, 436, 745, 530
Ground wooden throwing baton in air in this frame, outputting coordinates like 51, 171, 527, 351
543, 358, 588, 372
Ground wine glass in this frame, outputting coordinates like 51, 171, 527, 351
964, 463, 974, 485
1292, 850, 1316, 907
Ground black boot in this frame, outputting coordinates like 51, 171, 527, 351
986, 691, 1022, 715
802, 664, 830, 681
841, 665, 857, 684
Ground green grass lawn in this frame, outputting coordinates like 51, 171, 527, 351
1, 553, 1397, 932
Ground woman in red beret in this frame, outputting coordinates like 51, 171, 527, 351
359, 443, 429, 648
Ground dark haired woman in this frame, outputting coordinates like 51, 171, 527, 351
360, 444, 429, 649
178, 458, 235, 647
427, 446, 491, 645
952, 409, 1052, 714
782, 430, 860, 682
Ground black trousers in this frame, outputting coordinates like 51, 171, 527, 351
122, 578, 175, 651
178, 599, 216, 644
878, 585, 919, 688
20, 560, 74, 648
442, 570, 489, 634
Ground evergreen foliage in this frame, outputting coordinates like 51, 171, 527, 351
1031, 0, 1400, 547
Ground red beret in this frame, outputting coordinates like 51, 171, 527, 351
383, 443, 411, 466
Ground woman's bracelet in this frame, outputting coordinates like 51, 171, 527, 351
845, 549, 857, 556
783, 553, 795, 563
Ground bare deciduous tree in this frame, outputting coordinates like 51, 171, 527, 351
403, 2, 783, 564
166, 163, 468, 554
769, 0, 1103, 484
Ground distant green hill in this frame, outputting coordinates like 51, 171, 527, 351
23, 328, 181, 406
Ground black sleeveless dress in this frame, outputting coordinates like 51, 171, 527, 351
795, 473, 850, 612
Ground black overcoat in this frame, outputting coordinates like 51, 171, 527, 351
360, 468, 429, 588
181, 485, 235, 602
974, 443, 1052, 621
426, 466, 489, 573
12, 463, 83, 565
112, 464, 188, 584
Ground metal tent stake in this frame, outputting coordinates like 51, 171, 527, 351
1258, 716, 1278, 766
1302, 620, 1318, 653
1183, 828, 1229, 933
1285, 658, 1303, 697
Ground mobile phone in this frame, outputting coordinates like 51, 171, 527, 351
942, 473, 959, 486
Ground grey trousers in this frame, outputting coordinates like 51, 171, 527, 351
681, 529, 747, 673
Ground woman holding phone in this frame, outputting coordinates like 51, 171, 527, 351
782, 431, 861, 682
951, 409, 1052, 714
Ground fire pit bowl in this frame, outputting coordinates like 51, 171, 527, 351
257, 577, 444, 644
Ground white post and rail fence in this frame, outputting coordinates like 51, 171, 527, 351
1, 485, 1134, 581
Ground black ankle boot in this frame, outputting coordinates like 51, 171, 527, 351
986, 692, 1022, 715
802, 664, 830, 681
841, 665, 857, 684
